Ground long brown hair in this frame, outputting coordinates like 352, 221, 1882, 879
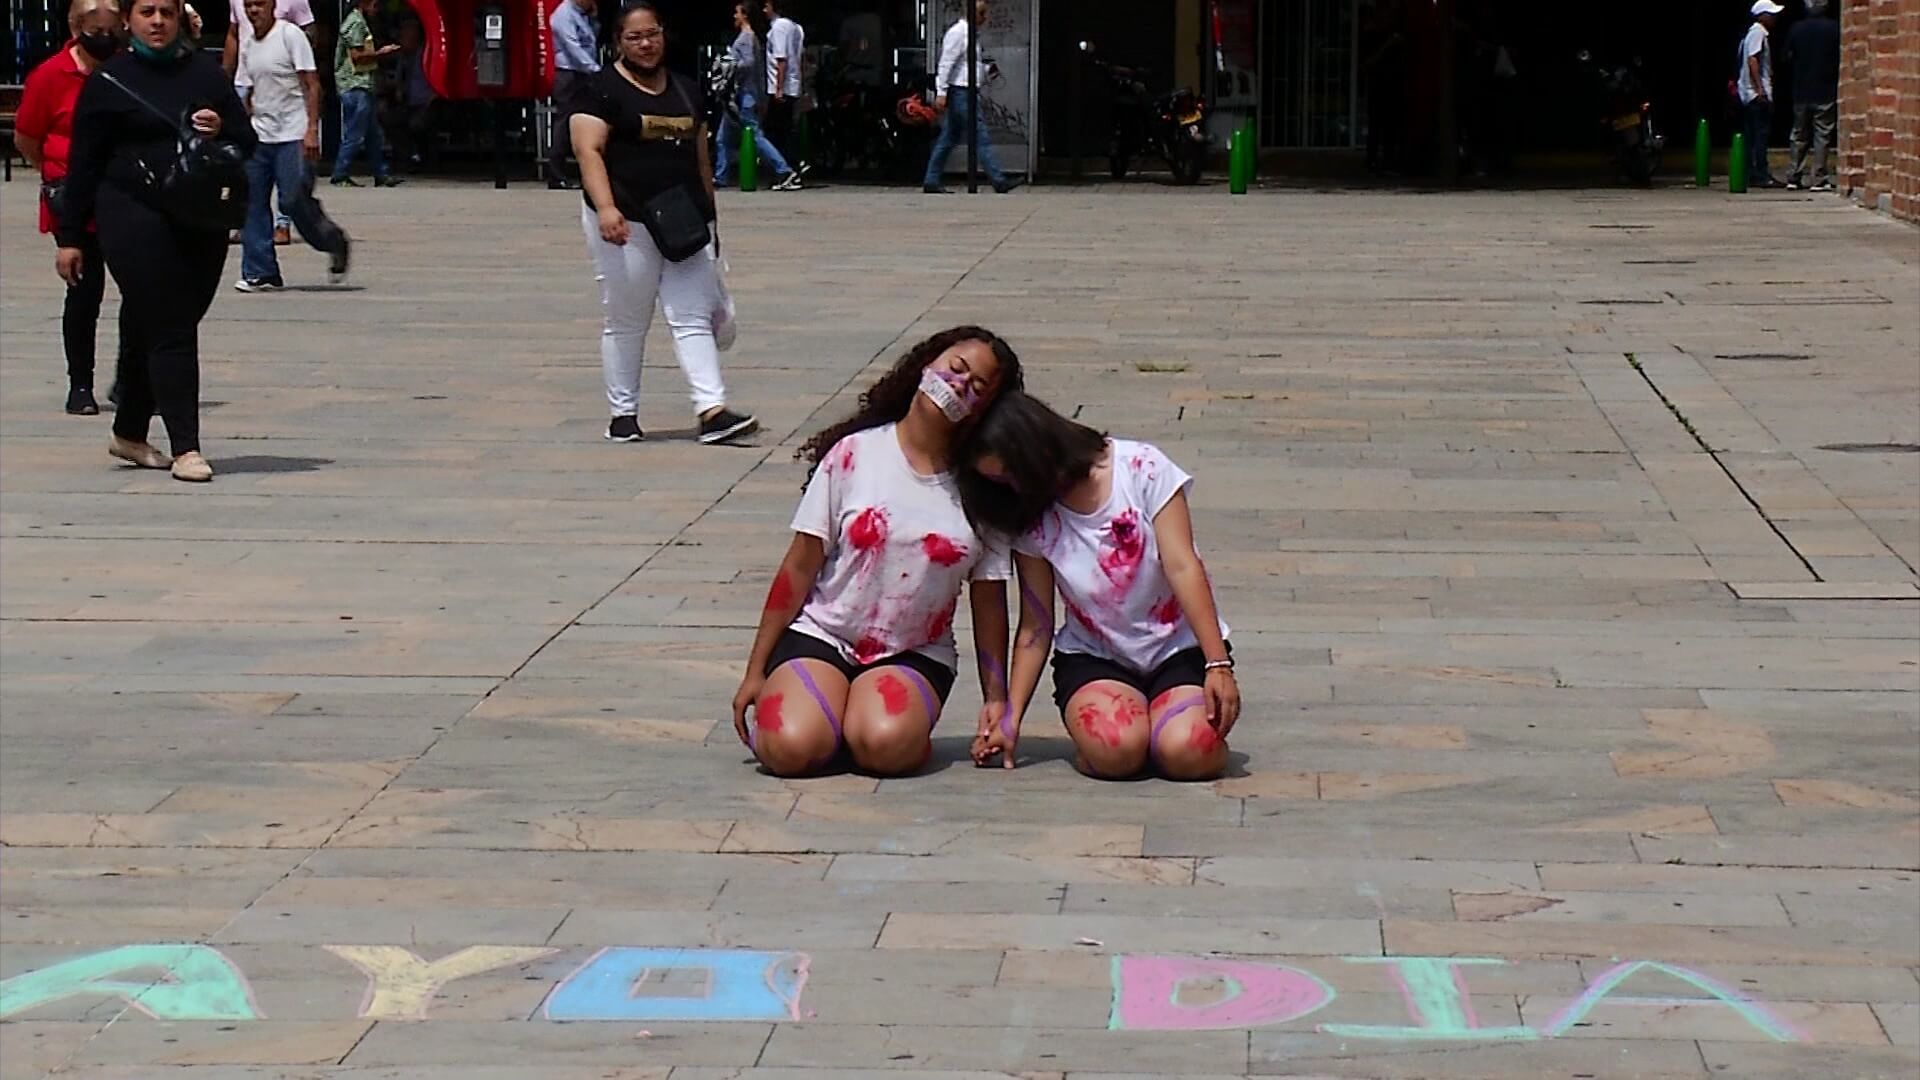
796, 326, 1023, 486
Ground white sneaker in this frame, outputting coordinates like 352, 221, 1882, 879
773, 172, 804, 192
234, 276, 285, 293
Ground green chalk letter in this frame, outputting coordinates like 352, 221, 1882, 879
0, 945, 259, 1021
1318, 957, 1535, 1041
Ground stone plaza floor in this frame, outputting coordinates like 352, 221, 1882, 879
1, 177, 1917, 1079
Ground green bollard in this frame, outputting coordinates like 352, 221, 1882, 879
1228, 129, 1247, 194
797, 111, 812, 170
739, 120, 758, 192
1241, 120, 1256, 183
1693, 119, 1710, 188
1728, 132, 1747, 193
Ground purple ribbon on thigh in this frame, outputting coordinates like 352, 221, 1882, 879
1150, 695, 1206, 743
897, 667, 942, 732
778, 659, 843, 739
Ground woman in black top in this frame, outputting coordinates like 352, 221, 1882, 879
570, 2, 757, 447
57, 0, 254, 483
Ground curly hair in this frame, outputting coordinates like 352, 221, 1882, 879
797, 326, 1023, 486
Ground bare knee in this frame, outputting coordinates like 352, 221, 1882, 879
1152, 717, 1229, 781
753, 725, 836, 777
1075, 736, 1151, 779
844, 711, 930, 776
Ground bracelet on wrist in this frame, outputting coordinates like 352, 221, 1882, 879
1204, 657, 1234, 672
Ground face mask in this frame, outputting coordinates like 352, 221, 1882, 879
78, 31, 120, 61
130, 32, 187, 62
919, 367, 978, 423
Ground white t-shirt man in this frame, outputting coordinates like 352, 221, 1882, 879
1736, 22, 1772, 105
1014, 440, 1229, 673
936, 17, 992, 94
766, 15, 804, 98
230, 0, 313, 32
789, 424, 1011, 670
237, 19, 318, 144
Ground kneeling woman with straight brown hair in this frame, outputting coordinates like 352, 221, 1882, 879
956, 391, 1240, 780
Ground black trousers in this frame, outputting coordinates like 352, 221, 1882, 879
764, 97, 799, 166
62, 232, 120, 391
548, 70, 583, 180
96, 185, 227, 457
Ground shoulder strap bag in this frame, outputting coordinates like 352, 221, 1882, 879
99, 69, 250, 232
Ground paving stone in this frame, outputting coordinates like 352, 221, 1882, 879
4, 184, 1915, 1076
1247, 1033, 1708, 1078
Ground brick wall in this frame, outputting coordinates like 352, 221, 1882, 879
1839, 0, 1920, 221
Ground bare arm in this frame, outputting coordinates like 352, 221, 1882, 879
298, 69, 321, 156
974, 552, 1054, 767
732, 533, 828, 741
1151, 491, 1239, 734
224, 23, 239, 76
771, 57, 790, 99
695, 121, 717, 210
571, 111, 626, 243
1747, 53, 1765, 99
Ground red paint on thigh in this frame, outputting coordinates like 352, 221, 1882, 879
922, 534, 969, 566
764, 572, 795, 612
757, 693, 785, 734
876, 674, 911, 716
1186, 720, 1223, 752
1074, 702, 1122, 748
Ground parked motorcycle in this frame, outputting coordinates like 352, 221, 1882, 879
1580, 50, 1663, 185
1088, 52, 1209, 185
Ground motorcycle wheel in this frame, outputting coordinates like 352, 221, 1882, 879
1170, 143, 1205, 185
1108, 136, 1129, 180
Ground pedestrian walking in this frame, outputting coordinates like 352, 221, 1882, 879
329, 0, 401, 187
760, 0, 805, 185
223, 0, 311, 242
570, 2, 758, 446
58, 0, 257, 483
1736, 0, 1783, 189
547, 0, 598, 190
233, 0, 350, 291
955, 392, 1239, 780
1785, 0, 1839, 191
730, 327, 1023, 778
15, 0, 129, 416
713, 1, 796, 190
923, 0, 1017, 194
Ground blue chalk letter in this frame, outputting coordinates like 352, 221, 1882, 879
542, 948, 809, 1021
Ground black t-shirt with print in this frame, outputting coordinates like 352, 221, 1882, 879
575, 65, 712, 224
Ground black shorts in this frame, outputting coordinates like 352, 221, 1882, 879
1051, 645, 1226, 711
765, 629, 957, 704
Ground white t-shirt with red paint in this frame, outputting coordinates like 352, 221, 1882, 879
790, 424, 1011, 671
1015, 440, 1228, 673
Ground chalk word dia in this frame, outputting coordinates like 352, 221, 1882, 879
0, 946, 1805, 1043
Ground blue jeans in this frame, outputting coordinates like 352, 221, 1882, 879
1744, 99, 1774, 184
714, 93, 792, 183
923, 91, 1005, 188
331, 88, 387, 182
244, 141, 347, 281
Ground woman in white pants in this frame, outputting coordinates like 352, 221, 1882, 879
570, 2, 757, 445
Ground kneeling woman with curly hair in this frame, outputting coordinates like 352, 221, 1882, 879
730, 327, 1023, 776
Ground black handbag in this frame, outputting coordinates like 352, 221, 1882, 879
100, 70, 249, 232
39, 180, 67, 229
638, 184, 711, 262
633, 76, 711, 262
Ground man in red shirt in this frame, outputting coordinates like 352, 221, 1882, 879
14, 0, 126, 416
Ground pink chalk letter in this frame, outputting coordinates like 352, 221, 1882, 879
1110, 955, 1334, 1031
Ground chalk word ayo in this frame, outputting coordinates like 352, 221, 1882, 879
0, 946, 1804, 1042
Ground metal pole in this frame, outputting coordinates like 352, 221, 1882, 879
966, 0, 979, 193
1069, 40, 1082, 181
493, 99, 508, 189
